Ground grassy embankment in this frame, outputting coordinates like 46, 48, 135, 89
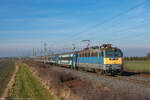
124, 61, 150, 72
0, 60, 15, 97
8, 63, 53, 100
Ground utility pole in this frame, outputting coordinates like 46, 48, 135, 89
33, 48, 37, 57
72, 43, 76, 52
48, 47, 51, 55
40, 49, 43, 56
33, 48, 35, 57
35, 48, 36, 57
44, 42, 47, 64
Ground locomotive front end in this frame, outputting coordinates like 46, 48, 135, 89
104, 48, 123, 75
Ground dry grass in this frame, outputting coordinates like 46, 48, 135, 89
23, 60, 150, 100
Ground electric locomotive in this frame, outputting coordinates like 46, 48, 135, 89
76, 44, 123, 75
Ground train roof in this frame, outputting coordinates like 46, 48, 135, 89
78, 46, 120, 53
47, 44, 121, 56
47, 52, 74, 56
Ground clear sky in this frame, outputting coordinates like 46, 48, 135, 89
0, 0, 150, 57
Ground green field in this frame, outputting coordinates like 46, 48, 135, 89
124, 61, 150, 72
0, 60, 15, 97
8, 63, 54, 100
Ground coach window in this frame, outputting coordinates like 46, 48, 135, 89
91, 51, 93, 56
84, 52, 86, 57
80, 53, 82, 57
90, 51, 92, 57
101, 51, 104, 57
92, 51, 97, 57
88, 51, 89, 57
86, 51, 88, 57
88, 51, 90, 57
86, 51, 89, 57
83, 52, 84, 57
83, 52, 85, 57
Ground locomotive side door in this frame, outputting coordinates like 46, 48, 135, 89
72, 52, 77, 69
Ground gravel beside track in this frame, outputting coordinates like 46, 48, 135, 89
50, 65, 150, 98
124, 75, 150, 82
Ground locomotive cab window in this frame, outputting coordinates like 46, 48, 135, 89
105, 49, 122, 57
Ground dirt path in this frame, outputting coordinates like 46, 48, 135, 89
1, 63, 19, 99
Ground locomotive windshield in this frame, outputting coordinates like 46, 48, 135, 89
105, 49, 123, 57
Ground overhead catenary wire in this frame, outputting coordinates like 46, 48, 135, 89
64, 0, 150, 41
62, 21, 150, 52
111, 31, 150, 43
41, 0, 150, 54
88, 22, 150, 40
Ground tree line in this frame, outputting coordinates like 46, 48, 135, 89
124, 53, 150, 61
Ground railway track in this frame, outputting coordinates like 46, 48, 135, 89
110, 75, 150, 86
51, 65, 150, 97
90, 71, 150, 87
51, 65, 150, 87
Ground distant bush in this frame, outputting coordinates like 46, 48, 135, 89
124, 56, 148, 61
124, 53, 150, 61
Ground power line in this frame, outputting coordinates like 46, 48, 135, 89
76, 22, 150, 47
89, 22, 150, 40
112, 31, 150, 42
46, 0, 150, 52
64, 0, 150, 41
